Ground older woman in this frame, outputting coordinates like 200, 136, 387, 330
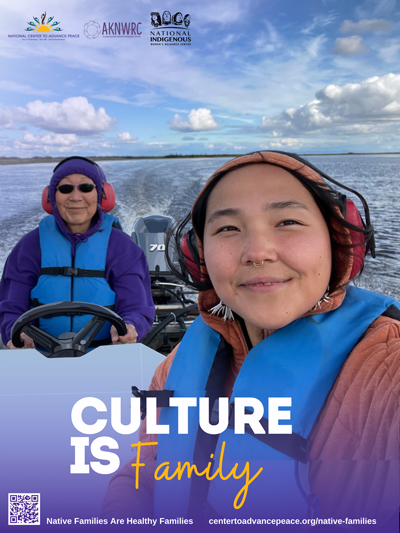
102, 152, 399, 526
0, 156, 154, 349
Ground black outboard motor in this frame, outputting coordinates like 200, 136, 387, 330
131, 215, 175, 277
131, 215, 198, 354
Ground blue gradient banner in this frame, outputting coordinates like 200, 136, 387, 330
1, 344, 398, 532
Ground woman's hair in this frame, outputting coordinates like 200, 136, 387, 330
151, 12, 161, 26
162, 11, 171, 24
166, 154, 374, 294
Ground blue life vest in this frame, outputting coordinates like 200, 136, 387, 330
153, 287, 399, 519
30, 214, 116, 342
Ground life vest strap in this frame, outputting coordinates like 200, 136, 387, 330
224, 405, 309, 464
30, 298, 115, 313
131, 386, 174, 420
187, 336, 232, 520
382, 304, 400, 321
40, 266, 106, 278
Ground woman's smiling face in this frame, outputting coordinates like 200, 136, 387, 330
203, 164, 332, 341
55, 173, 98, 234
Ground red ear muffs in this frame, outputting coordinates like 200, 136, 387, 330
345, 198, 365, 279
181, 228, 201, 281
42, 186, 52, 214
42, 183, 116, 214
101, 182, 115, 212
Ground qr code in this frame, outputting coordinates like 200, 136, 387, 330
8, 494, 40, 525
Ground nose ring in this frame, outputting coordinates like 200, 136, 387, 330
253, 261, 264, 268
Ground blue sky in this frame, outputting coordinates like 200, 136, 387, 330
1, 0, 400, 156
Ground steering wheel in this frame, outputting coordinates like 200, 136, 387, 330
11, 301, 127, 358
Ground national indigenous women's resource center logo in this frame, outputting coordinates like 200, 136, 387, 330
150, 10, 191, 46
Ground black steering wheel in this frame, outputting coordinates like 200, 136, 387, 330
11, 301, 127, 358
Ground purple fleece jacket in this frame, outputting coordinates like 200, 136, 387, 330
0, 157, 155, 345
0, 225, 155, 344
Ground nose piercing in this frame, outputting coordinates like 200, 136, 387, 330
253, 261, 264, 268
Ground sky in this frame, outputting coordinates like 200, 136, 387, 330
1, 0, 400, 156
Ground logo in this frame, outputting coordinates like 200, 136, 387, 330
83, 20, 142, 38
25, 12, 62, 32
8, 12, 79, 40
83, 21, 101, 39
150, 10, 191, 46
150, 11, 190, 28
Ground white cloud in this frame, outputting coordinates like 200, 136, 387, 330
301, 13, 337, 34
13, 97, 115, 134
199, 1, 246, 25
0, 81, 52, 97
260, 73, 400, 135
170, 108, 220, 132
306, 35, 327, 59
93, 94, 131, 105
270, 138, 301, 149
339, 18, 391, 34
117, 132, 137, 143
13, 132, 80, 153
0, 108, 14, 129
332, 36, 368, 56
379, 39, 400, 63
214, 113, 255, 124
19, 132, 79, 146
252, 21, 282, 55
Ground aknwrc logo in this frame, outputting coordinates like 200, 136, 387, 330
150, 10, 191, 46
83, 20, 142, 39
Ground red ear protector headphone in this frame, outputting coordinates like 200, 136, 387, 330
180, 154, 374, 282
41, 156, 116, 214
181, 226, 202, 282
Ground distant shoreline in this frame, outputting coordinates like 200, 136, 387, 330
0, 152, 399, 166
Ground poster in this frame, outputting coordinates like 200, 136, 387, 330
0, 0, 399, 531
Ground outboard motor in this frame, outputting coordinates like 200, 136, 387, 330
132, 215, 181, 305
131, 215, 198, 354
132, 215, 175, 277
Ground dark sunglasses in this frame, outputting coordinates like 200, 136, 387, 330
56, 183, 96, 194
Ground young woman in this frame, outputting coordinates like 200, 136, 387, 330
102, 151, 399, 528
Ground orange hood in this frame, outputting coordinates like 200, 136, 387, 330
191, 151, 352, 331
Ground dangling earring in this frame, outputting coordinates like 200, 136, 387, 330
209, 300, 235, 321
312, 287, 332, 310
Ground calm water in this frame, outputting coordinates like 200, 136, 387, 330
0, 155, 398, 299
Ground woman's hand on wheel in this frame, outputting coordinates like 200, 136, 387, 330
110, 323, 138, 344
7, 332, 35, 350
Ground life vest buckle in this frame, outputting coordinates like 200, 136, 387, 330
62, 267, 79, 277
131, 386, 175, 420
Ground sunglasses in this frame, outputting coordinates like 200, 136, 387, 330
56, 183, 96, 194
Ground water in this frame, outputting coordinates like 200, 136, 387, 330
0, 155, 398, 300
